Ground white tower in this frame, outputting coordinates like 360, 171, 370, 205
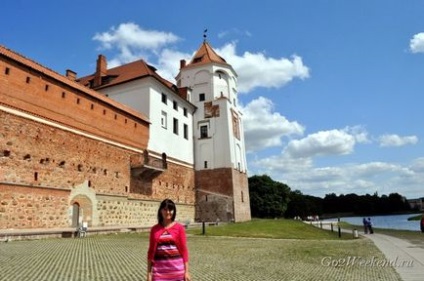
176, 40, 251, 222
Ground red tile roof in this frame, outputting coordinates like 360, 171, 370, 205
185, 41, 229, 68
77, 59, 178, 92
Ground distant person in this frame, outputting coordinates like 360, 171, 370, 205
367, 217, 374, 234
363, 217, 368, 234
420, 215, 424, 233
147, 199, 191, 281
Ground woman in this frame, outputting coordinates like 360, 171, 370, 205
147, 199, 191, 281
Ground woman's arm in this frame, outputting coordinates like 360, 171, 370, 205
147, 225, 158, 281
178, 224, 189, 262
147, 260, 152, 281
184, 262, 191, 281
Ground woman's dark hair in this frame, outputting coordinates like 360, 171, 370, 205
157, 199, 177, 225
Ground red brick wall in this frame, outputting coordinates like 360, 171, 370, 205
232, 170, 251, 222
130, 162, 196, 204
1, 107, 196, 229
195, 168, 251, 222
0, 56, 149, 150
154, 163, 195, 204
1, 111, 132, 195
195, 168, 234, 197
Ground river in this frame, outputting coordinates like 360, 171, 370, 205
327, 213, 422, 231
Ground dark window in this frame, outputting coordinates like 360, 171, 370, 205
204, 161, 208, 168
199, 93, 205, 101
26, 77, 31, 83
162, 93, 167, 104
200, 125, 208, 138
184, 124, 188, 139
161, 111, 167, 128
173, 118, 179, 135
173, 100, 178, 110
193, 57, 202, 63
45, 85, 49, 91
5, 67, 10, 75
183, 108, 188, 117
62, 92, 66, 98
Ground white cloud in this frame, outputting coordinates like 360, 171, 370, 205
217, 42, 310, 93
284, 128, 366, 158
410, 157, 424, 173
379, 134, 418, 147
156, 48, 191, 81
410, 32, 424, 53
93, 22, 180, 66
241, 96, 304, 153
249, 153, 424, 198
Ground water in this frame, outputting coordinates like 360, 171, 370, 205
328, 213, 422, 231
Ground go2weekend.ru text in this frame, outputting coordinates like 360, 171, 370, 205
321, 256, 414, 268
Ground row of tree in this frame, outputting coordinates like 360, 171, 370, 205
248, 174, 412, 219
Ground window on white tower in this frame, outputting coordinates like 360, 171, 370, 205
200, 125, 208, 138
161, 111, 167, 129
183, 124, 188, 139
199, 93, 205, 101
173, 118, 179, 135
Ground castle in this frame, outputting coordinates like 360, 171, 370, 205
0, 40, 251, 232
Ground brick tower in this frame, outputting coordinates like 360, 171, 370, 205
176, 40, 251, 222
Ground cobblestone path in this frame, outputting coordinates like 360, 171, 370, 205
0, 234, 402, 281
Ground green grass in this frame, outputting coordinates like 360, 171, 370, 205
407, 214, 423, 221
187, 219, 351, 240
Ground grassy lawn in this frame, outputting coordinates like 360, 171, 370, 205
407, 214, 423, 221
187, 218, 351, 240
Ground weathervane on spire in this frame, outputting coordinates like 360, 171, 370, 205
203, 28, 208, 42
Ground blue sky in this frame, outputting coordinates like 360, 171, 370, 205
2, 0, 424, 199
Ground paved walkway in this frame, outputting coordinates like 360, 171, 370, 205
311, 221, 424, 281
365, 233, 424, 281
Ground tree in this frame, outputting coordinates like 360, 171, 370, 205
248, 175, 291, 218
285, 190, 323, 219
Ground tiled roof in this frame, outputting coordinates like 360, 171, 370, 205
185, 41, 229, 68
0, 45, 149, 123
77, 59, 178, 92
